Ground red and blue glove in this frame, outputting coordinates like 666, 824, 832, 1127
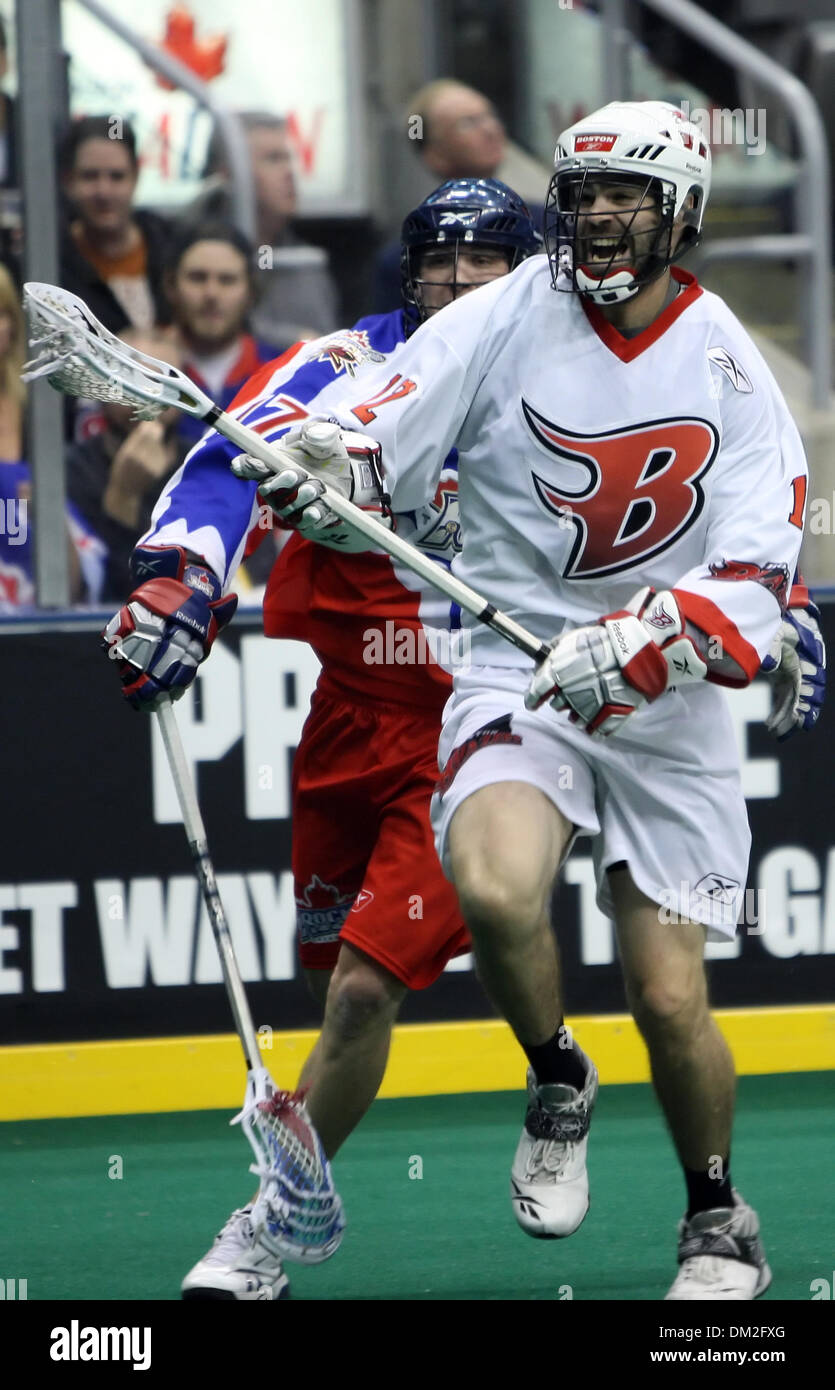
102, 545, 237, 711
760, 578, 826, 739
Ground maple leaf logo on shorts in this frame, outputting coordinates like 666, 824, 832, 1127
296, 875, 356, 943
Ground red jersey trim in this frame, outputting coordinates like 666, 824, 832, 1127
673, 588, 761, 688
227, 341, 306, 411
227, 333, 265, 385
582, 268, 703, 363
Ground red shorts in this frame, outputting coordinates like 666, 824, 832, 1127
292, 676, 470, 989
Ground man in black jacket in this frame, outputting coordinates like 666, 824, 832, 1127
59, 116, 175, 334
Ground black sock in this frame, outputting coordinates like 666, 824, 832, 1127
684, 1157, 733, 1219
523, 1020, 587, 1092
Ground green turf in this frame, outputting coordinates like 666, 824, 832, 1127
0, 1073, 831, 1300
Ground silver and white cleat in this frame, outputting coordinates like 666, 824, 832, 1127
510, 1050, 599, 1238
181, 1205, 290, 1301
665, 1190, 772, 1301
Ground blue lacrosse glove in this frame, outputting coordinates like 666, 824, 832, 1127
761, 583, 826, 740
102, 545, 237, 712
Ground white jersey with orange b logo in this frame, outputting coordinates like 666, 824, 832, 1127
331, 257, 806, 687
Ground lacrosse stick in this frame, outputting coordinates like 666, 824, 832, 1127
143, 699, 345, 1263
21, 281, 551, 667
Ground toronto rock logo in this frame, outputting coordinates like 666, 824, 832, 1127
295, 875, 356, 944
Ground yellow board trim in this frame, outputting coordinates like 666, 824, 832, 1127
0, 1006, 832, 1121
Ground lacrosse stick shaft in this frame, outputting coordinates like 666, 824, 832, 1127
214, 413, 551, 665
155, 698, 262, 1075
156, 699, 342, 1261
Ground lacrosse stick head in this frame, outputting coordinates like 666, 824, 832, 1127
233, 1068, 345, 1264
21, 282, 214, 421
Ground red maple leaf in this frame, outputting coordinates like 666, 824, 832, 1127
155, 5, 227, 89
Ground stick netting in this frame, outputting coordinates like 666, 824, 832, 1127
238, 1087, 345, 1264
21, 282, 187, 419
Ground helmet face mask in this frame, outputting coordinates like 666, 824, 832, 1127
400, 178, 541, 333
408, 239, 514, 320
546, 168, 680, 305
547, 101, 711, 306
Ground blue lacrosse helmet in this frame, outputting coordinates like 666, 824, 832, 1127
400, 178, 542, 334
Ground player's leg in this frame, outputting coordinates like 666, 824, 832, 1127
447, 781, 570, 1043
293, 970, 328, 1103
302, 966, 332, 1011
610, 866, 770, 1299
610, 866, 734, 1165
447, 781, 598, 1236
435, 684, 601, 1055
183, 892, 399, 1297
299, 731, 471, 1153
297, 944, 407, 1156
433, 678, 608, 1238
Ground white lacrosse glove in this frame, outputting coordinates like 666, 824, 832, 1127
761, 599, 826, 740
525, 587, 708, 737
231, 419, 392, 552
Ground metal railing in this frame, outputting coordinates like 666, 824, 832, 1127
18, 0, 68, 606
600, 0, 832, 408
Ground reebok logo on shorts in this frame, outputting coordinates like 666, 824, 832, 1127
437, 714, 522, 798
351, 889, 375, 913
694, 873, 740, 905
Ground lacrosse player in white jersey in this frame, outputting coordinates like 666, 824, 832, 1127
241, 101, 819, 1299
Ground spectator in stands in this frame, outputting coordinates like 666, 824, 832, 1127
0, 265, 33, 605
164, 222, 288, 450
194, 112, 340, 342
59, 117, 175, 335
374, 79, 547, 310
66, 329, 188, 603
414, 79, 508, 182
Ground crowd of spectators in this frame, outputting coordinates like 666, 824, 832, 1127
1, 102, 340, 610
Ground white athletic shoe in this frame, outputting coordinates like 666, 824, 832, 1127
181, 1206, 290, 1301
665, 1190, 772, 1300
510, 1049, 599, 1238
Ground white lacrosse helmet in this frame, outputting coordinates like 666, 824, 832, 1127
545, 100, 712, 304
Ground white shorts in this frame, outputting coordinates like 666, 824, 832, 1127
430, 666, 752, 942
